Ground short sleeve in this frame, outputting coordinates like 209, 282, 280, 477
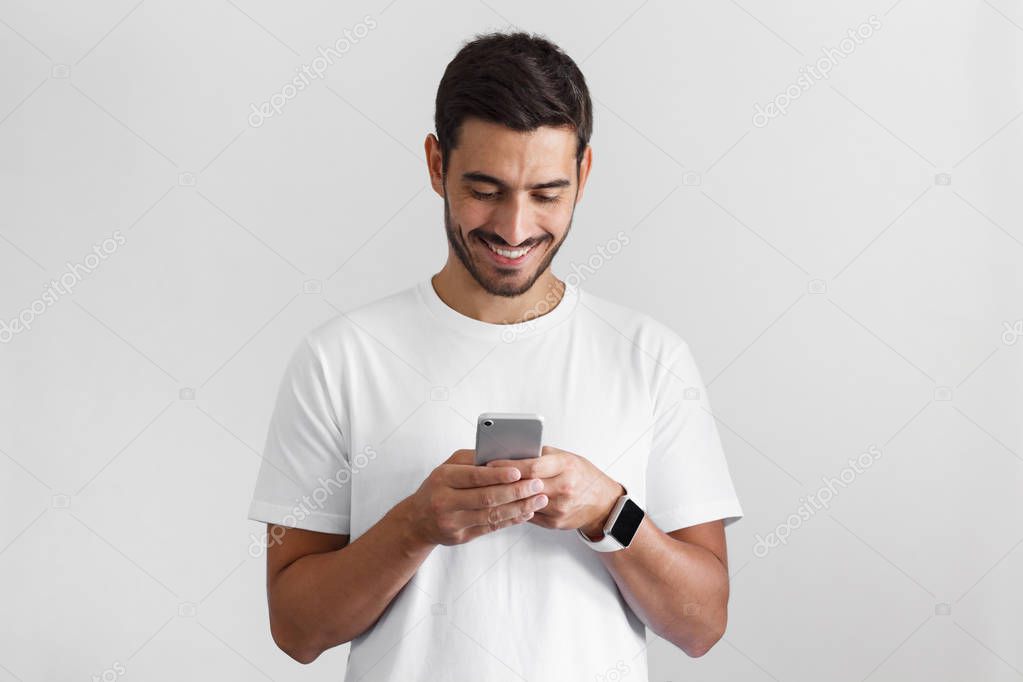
247, 336, 352, 535
645, 340, 743, 532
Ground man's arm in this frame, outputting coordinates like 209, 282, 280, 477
263, 450, 546, 664
486, 449, 733, 657
265, 497, 434, 664
594, 516, 730, 657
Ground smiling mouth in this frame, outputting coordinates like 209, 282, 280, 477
476, 234, 543, 267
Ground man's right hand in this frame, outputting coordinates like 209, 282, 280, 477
404, 449, 549, 546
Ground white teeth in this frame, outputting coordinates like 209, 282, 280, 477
484, 241, 536, 259
485, 241, 532, 259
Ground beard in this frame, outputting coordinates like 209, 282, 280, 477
442, 190, 574, 298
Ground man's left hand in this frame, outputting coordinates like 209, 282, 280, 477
485, 446, 624, 538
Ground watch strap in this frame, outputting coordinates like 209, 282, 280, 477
576, 485, 638, 552
576, 526, 625, 551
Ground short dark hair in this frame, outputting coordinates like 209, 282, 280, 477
434, 31, 593, 175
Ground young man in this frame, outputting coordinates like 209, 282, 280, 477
248, 31, 743, 681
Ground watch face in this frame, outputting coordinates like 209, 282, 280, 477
610, 498, 644, 546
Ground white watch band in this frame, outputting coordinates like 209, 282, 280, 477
576, 489, 632, 552
576, 526, 625, 551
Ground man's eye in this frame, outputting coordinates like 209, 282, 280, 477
470, 189, 560, 204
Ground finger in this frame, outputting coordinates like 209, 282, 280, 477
461, 494, 549, 528
485, 454, 562, 479
526, 512, 556, 528
444, 462, 522, 489
450, 478, 545, 510
460, 510, 535, 541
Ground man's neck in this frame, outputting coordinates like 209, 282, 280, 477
430, 268, 566, 325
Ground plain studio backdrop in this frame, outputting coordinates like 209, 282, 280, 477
2, 1, 1022, 680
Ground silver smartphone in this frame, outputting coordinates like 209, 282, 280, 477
474, 412, 544, 466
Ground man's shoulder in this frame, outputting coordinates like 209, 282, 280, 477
303, 281, 423, 351
577, 286, 688, 357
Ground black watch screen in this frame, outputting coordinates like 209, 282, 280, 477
610, 498, 645, 546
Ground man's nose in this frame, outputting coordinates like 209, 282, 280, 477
492, 193, 534, 246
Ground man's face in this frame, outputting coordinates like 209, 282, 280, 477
433, 117, 588, 298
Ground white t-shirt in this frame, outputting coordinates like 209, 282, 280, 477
247, 276, 743, 681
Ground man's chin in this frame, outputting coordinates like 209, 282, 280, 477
472, 271, 537, 298
464, 246, 534, 297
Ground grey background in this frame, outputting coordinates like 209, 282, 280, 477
2, 1, 1022, 680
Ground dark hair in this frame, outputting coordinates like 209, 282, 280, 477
434, 31, 593, 175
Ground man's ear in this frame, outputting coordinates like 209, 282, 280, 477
575, 145, 593, 204
425, 133, 445, 197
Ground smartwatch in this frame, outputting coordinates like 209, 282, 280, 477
576, 487, 645, 552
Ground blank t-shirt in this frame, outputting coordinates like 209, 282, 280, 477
247, 276, 743, 681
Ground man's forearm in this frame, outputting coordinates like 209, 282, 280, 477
268, 496, 435, 663
597, 516, 730, 657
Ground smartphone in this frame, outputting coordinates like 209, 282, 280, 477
474, 412, 544, 466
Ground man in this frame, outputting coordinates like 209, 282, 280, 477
248, 30, 743, 681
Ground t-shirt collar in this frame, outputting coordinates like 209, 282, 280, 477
417, 276, 580, 342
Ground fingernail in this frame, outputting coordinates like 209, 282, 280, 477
529, 479, 543, 492
533, 495, 548, 508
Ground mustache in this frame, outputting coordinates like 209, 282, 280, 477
472, 232, 548, 249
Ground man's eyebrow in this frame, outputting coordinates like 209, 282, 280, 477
461, 171, 571, 191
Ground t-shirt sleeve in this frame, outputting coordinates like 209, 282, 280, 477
247, 336, 352, 535
645, 339, 743, 533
